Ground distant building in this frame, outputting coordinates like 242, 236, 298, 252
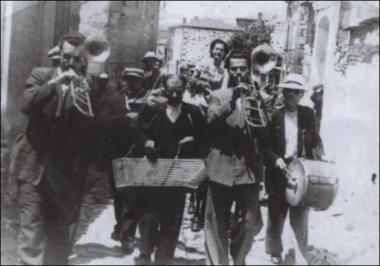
156, 28, 170, 65
106, 1, 160, 77
268, 18, 287, 53
283, 1, 314, 75
167, 17, 242, 73
236, 18, 257, 31
284, 1, 379, 81
344, 16, 379, 45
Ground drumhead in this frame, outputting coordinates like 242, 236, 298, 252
285, 158, 339, 210
285, 158, 307, 206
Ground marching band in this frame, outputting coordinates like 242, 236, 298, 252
12, 31, 337, 266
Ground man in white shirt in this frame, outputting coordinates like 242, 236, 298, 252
263, 73, 324, 264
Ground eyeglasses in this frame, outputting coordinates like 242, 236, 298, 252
62, 53, 84, 63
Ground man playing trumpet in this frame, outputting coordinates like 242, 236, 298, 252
11, 32, 104, 265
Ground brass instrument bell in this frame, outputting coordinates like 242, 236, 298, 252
251, 43, 278, 74
71, 35, 111, 117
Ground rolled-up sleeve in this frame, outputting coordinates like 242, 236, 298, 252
207, 94, 233, 124
19, 68, 56, 114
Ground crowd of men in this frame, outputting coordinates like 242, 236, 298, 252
11, 31, 325, 265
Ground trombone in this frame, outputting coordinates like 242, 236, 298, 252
236, 76, 267, 129
251, 43, 278, 75
235, 43, 279, 128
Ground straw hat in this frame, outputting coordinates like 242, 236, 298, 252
278, 73, 307, 90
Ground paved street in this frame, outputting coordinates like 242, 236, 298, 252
68, 180, 379, 265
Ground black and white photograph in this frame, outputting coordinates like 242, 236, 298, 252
1, 1, 379, 265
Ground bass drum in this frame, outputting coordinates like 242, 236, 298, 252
285, 158, 339, 211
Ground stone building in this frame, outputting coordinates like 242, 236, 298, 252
284, 1, 379, 83
79, 1, 160, 78
268, 17, 287, 54
284, 1, 379, 187
1, 1, 79, 138
236, 18, 257, 31
283, 1, 314, 74
1, 1, 79, 219
167, 17, 242, 73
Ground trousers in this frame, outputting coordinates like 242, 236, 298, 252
136, 187, 186, 265
17, 179, 74, 265
265, 194, 309, 256
204, 181, 262, 265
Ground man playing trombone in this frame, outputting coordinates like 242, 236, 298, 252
204, 49, 265, 265
11, 32, 104, 265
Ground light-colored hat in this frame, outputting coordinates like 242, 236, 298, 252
122, 67, 144, 79
142, 51, 159, 63
179, 62, 195, 70
278, 73, 307, 90
99, 73, 109, 79
179, 62, 190, 70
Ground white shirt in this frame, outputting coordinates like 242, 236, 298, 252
182, 90, 208, 108
284, 110, 298, 158
166, 103, 182, 123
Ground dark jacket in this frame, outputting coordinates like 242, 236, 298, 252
10, 67, 101, 224
144, 68, 163, 91
143, 102, 209, 159
264, 105, 324, 195
97, 91, 149, 175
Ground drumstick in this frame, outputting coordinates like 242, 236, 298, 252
283, 167, 298, 192
283, 167, 294, 179
283, 167, 298, 185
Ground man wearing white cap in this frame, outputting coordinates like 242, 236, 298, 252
142, 51, 163, 91
263, 73, 325, 264
98, 67, 149, 254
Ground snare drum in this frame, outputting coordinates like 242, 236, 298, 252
285, 158, 338, 211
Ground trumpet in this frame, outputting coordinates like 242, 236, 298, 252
69, 77, 94, 117
67, 35, 111, 117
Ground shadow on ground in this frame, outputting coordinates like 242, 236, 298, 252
70, 240, 207, 266
70, 243, 125, 265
